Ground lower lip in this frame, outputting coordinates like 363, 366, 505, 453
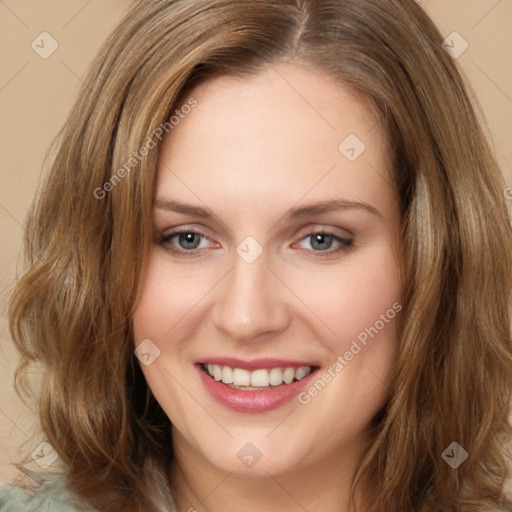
196, 365, 318, 413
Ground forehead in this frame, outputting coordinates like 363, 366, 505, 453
155, 62, 394, 224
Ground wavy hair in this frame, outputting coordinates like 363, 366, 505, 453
9, 0, 512, 511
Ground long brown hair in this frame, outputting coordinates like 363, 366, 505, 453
9, 1, 512, 511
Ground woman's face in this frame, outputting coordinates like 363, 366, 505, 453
133, 62, 403, 477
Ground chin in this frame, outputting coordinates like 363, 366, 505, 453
197, 435, 311, 478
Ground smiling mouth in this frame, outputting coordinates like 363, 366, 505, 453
200, 363, 319, 390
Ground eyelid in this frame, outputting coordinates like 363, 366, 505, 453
158, 224, 352, 242
159, 224, 354, 259
293, 223, 354, 241
291, 230, 353, 255
159, 224, 214, 240
160, 227, 217, 248
293, 230, 352, 244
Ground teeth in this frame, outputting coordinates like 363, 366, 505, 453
295, 366, 311, 380
212, 365, 222, 381
232, 368, 251, 386
269, 368, 283, 386
204, 364, 313, 388
222, 366, 233, 384
283, 367, 295, 384
251, 369, 269, 387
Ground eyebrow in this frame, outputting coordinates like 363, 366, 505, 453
154, 197, 382, 221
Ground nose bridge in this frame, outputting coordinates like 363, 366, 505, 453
213, 249, 289, 341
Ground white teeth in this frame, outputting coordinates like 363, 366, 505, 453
212, 364, 222, 381
222, 366, 233, 384
251, 369, 269, 387
294, 366, 311, 380
269, 368, 283, 386
283, 367, 295, 384
204, 364, 314, 388
232, 368, 251, 386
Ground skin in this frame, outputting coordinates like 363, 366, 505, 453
132, 61, 403, 512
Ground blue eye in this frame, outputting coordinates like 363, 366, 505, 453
159, 230, 353, 258
297, 232, 353, 256
160, 231, 209, 253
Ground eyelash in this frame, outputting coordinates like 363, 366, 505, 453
159, 229, 353, 258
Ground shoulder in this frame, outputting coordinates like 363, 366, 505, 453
0, 471, 96, 512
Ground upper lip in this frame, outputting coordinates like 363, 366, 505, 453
196, 357, 319, 371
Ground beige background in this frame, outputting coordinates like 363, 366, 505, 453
0, 0, 511, 484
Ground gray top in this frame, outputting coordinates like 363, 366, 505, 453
0, 472, 178, 511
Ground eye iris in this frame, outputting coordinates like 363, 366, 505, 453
311, 233, 332, 251
170, 233, 343, 252
179, 233, 201, 249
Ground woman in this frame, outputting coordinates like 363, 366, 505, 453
1, 0, 511, 511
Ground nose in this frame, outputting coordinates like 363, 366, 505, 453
212, 251, 290, 343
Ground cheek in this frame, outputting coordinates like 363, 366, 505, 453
131, 255, 200, 428
132, 253, 215, 344
281, 244, 402, 350
291, 252, 401, 447
133, 242, 402, 355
